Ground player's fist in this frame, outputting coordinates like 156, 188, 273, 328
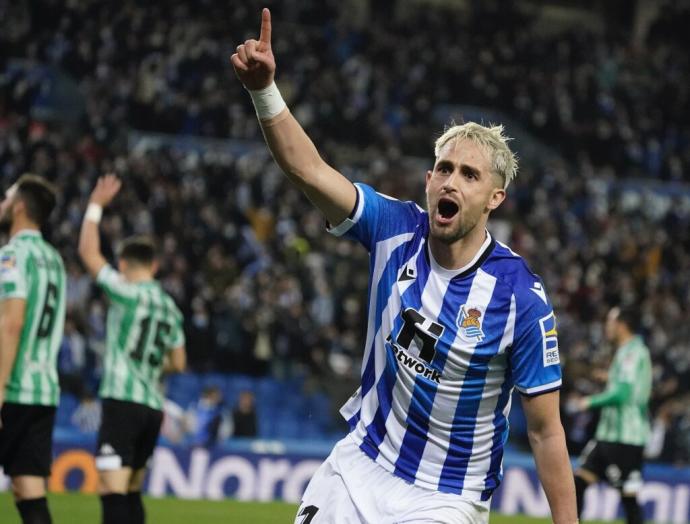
231, 8, 276, 90
90, 174, 122, 207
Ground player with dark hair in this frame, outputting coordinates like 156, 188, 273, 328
78, 174, 186, 524
0, 174, 66, 524
574, 306, 652, 524
232, 10, 577, 523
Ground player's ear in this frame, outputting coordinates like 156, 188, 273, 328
151, 259, 160, 276
118, 259, 128, 273
425, 169, 433, 186
12, 196, 25, 217
486, 187, 506, 211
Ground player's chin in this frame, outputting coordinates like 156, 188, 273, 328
429, 220, 463, 244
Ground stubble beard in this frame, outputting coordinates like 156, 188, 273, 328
428, 210, 479, 245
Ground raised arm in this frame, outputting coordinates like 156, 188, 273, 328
231, 8, 356, 226
78, 174, 122, 277
522, 390, 578, 524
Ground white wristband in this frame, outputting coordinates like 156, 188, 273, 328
85, 203, 103, 223
248, 82, 287, 121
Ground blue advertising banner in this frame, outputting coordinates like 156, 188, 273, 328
1, 436, 688, 523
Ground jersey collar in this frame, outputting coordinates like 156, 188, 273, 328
619, 335, 642, 352
12, 229, 42, 240
427, 230, 495, 280
132, 279, 159, 287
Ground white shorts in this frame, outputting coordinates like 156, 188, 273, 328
294, 435, 490, 524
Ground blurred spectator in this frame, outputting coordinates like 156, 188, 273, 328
231, 390, 258, 438
187, 386, 225, 448
57, 318, 87, 397
71, 391, 102, 434
160, 399, 187, 444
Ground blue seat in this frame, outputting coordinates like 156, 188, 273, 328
56, 393, 79, 427
165, 372, 201, 408
200, 372, 227, 390
160, 371, 340, 440
228, 374, 255, 392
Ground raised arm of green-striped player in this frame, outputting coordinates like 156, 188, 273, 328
79, 174, 122, 277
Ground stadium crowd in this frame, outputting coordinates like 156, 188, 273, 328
1, 0, 690, 462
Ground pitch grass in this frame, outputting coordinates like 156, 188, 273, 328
0, 492, 621, 523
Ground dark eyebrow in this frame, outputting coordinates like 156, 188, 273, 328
435, 159, 483, 178
435, 160, 454, 171
461, 164, 481, 178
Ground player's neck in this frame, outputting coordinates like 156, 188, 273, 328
124, 269, 155, 283
616, 331, 635, 348
428, 224, 488, 271
10, 217, 40, 238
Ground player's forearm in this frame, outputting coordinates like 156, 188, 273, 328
233, 12, 356, 225
164, 347, 186, 373
528, 426, 578, 524
587, 382, 631, 408
258, 108, 356, 225
260, 108, 328, 188
78, 212, 106, 277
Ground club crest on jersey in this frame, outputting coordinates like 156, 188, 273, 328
457, 305, 484, 341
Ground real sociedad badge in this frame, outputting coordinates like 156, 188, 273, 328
457, 305, 485, 342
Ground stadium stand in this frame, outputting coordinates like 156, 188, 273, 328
1, 0, 689, 464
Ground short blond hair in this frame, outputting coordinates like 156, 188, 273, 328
434, 122, 518, 189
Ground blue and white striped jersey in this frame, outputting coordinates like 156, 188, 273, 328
329, 183, 562, 501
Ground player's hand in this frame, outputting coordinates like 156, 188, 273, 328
231, 8, 276, 90
89, 174, 122, 207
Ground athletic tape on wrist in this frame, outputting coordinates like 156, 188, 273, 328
85, 203, 103, 223
249, 82, 287, 121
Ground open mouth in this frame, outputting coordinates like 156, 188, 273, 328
437, 198, 459, 220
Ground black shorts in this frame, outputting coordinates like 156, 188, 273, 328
96, 398, 163, 471
0, 402, 56, 477
579, 440, 644, 492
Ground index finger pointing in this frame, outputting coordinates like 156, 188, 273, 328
259, 8, 271, 45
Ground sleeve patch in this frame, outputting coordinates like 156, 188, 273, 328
539, 312, 560, 367
1, 254, 17, 272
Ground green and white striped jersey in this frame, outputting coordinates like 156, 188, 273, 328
593, 336, 652, 446
0, 229, 66, 406
97, 265, 185, 410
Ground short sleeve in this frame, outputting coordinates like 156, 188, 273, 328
96, 264, 138, 304
509, 281, 562, 396
0, 248, 27, 300
327, 183, 423, 251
